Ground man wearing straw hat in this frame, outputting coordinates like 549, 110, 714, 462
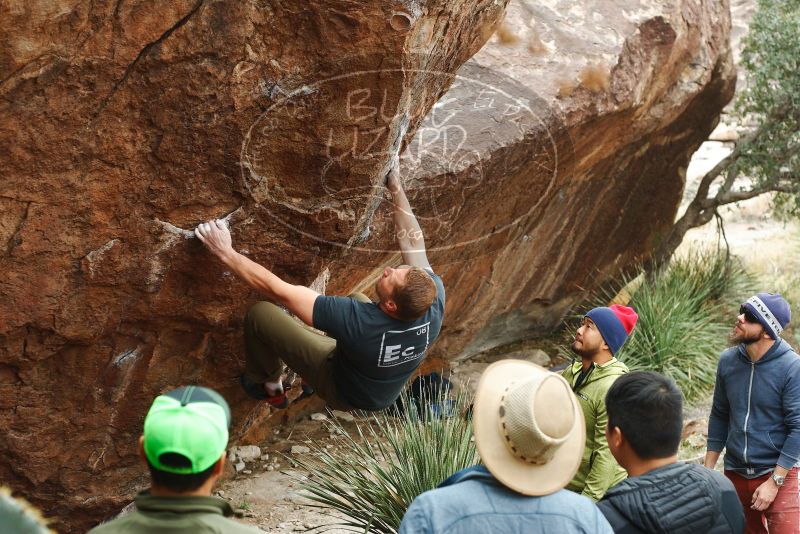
398, 360, 613, 533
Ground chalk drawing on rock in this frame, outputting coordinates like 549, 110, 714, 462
240, 54, 567, 256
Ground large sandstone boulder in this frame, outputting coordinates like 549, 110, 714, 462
0, 0, 506, 530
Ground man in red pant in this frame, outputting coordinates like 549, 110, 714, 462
705, 293, 798, 533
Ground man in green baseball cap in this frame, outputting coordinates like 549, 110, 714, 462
88, 386, 263, 533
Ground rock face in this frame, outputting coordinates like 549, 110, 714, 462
0, 1, 506, 531
0, 0, 733, 531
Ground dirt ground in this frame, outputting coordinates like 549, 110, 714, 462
218, 412, 370, 533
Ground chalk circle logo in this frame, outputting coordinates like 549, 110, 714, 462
240, 56, 571, 256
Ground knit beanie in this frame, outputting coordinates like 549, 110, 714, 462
585, 304, 638, 354
743, 293, 791, 339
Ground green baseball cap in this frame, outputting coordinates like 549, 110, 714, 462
143, 386, 231, 474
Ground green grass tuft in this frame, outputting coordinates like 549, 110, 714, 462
294, 389, 476, 533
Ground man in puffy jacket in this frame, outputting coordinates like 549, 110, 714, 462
598, 371, 743, 533
704, 293, 799, 534
562, 305, 637, 501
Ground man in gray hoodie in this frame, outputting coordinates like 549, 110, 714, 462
705, 293, 798, 534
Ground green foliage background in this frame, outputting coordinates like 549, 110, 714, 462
735, 0, 799, 216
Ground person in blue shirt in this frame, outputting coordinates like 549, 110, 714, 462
399, 360, 613, 534
195, 155, 444, 411
704, 293, 798, 534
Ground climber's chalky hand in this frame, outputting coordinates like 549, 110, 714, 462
195, 219, 233, 259
386, 153, 402, 195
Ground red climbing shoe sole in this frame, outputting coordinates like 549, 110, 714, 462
265, 392, 288, 409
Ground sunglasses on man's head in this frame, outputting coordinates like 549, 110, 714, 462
739, 305, 760, 324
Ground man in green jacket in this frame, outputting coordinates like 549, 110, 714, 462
89, 386, 263, 533
561, 304, 637, 501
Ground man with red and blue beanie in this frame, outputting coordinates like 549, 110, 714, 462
705, 293, 799, 534
562, 304, 638, 501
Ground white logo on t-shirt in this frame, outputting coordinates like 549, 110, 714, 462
378, 322, 431, 367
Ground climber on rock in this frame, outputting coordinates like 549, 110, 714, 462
195, 155, 446, 411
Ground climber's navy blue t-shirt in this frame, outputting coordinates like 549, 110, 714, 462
312, 269, 445, 410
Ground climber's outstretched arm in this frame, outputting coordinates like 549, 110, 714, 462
386, 156, 431, 269
195, 220, 318, 326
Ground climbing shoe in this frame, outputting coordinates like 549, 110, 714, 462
264, 390, 288, 409
297, 381, 315, 401
240, 373, 267, 400
240, 373, 288, 409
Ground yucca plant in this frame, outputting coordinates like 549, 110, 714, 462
561, 247, 753, 400
613, 276, 730, 400
294, 387, 476, 533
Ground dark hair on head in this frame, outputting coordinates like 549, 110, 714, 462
605, 371, 683, 459
393, 267, 436, 321
147, 453, 217, 493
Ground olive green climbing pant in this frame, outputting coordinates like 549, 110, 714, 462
243, 294, 370, 411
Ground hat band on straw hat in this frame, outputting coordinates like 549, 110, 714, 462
497, 381, 571, 465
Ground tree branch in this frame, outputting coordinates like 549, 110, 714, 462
689, 121, 767, 206
711, 165, 742, 207
717, 180, 797, 204
690, 102, 795, 208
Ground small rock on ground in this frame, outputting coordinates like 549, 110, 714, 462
330, 410, 355, 422
232, 445, 262, 462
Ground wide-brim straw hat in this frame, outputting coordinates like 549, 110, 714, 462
473, 359, 585, 496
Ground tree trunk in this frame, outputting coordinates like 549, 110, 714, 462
647, 200, 718, 274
